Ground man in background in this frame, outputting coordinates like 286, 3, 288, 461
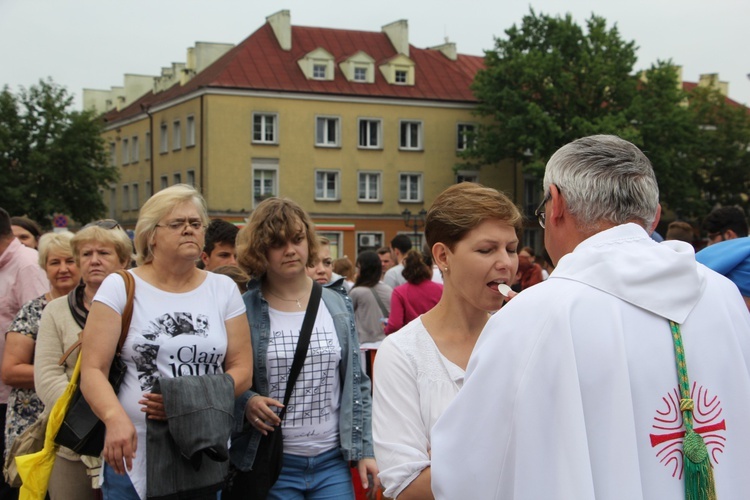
383, 234, 412, 289
200, 219, 238, 271
377, 246, 394, 280
703, 206, 748, 246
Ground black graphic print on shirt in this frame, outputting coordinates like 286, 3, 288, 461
132, 312, 220, 391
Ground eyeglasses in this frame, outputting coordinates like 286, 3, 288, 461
83, 219, 122, 230
535, 191, 552, 229
155, 220, 206, 232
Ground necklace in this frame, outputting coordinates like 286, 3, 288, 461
265, 288, 304, 309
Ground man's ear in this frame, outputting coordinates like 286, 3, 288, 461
200, 251, 210, 266
548, 184, 565, 226
725, 229, 739, 240
649, 204, 662, 235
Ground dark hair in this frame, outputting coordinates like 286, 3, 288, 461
377, 246, 393, 257
354, 251, 382, 288
0, 208, 11, 238
703, 206, 748, 237
204, 219, 239, 255
402, 249, 431, 284
665, 221, 694, 243
390, 234, 413, 254
10, 216, 43, 242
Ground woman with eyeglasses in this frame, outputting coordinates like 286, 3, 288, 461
226, 197, 379, 499
373, 182, 522, 499
2, 232, 79, 485
35, 220, 132, 498
78, 185, 252, 499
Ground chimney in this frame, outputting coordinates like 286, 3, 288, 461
699, 73, 728, 96
267, 10, 292, 51
382, 19, 409, 56
430, 40, 457, 61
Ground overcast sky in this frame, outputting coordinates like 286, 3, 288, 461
2, 0, 748, 109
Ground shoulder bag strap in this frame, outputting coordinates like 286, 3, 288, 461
278, 281, 322, 421
369, 286, 389, 317
58, 270, 135, 366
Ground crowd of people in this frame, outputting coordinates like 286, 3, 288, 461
2, 134, 750, 499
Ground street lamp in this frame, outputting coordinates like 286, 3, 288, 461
402, 208, 427, 243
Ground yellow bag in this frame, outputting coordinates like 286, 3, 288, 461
16, 353, 82, 500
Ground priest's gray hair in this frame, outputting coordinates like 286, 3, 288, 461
543, 135, 659, 231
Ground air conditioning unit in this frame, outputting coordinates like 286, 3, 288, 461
358, 234, 378, 248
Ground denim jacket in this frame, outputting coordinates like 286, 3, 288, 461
229, 279, 374, 471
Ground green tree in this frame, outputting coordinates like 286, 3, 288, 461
687, 86, 750, 213
0, 79, 118, 226
467, 9, 639, 177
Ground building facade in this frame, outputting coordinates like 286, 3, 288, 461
92, 11, 523, 258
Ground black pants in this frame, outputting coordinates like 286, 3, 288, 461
0, 404, 18, 500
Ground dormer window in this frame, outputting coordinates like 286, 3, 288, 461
379, 54, 415, 86
354, 67, 368, 82
313, 64, 327, 80
298, 48, 335, 81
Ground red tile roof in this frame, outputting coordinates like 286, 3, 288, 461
683, 81, 748, 110
103, 23, 485, 123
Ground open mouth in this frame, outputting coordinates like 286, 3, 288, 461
487, 280, 512, 297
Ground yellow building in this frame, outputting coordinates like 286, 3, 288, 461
93, 11, 522, 258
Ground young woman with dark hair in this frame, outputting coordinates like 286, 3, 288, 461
349, 251, 392, 344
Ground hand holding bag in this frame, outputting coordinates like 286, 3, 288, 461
54, 270, 135, 456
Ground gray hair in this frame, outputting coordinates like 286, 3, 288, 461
543, 135, 659, 231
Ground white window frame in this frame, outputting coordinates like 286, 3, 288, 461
353, 66, 368, 82
173, 172, 182, 185
122, 185, 130, 211
252, 113, 278, 144
252, 165, 278, 205
315, 170, 340, 201
122, 138, 130, 165
131, 183, 139, 209
186, 115, 196, 147
457, 123, 476, 151
109, 187, 116, 219
315, 116, 340, 148
172, 120, 181, 151
358, 171, 382, 202
160, 123, 168, 153
109, 142, 116, 166
318, 232, 343, 260
356, 232, 384, 253
358, 118, 382, 149
131, 136, 139, 162
312, 63, 327, 79
399, 120, 423, 151
395, 69, 408, 84
186, 170, 196, 187
399, 172, 423, 202
160, 175, 168, 190
455, 170, 479, 184
145, 180, 152, 197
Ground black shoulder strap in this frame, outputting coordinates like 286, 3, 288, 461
369, 286, 389, 317
278, 281, 322, 421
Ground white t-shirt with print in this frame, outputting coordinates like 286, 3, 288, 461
95, 270, 245, 500
267, 302, 341, 457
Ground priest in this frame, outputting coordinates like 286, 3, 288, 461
431, 135, 750, 499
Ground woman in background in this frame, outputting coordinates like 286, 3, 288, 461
10, 216, 43, 249
383, 250, 442, 335
35, 220, 132, 498
373, 182, 522, 499
3, 232, 79, 460
349, 250, 392, 345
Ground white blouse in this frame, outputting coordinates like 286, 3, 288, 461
372, 317, 464, 499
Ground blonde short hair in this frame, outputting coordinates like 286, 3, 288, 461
236, 197, 318, 278
38, 231, 75, 268
71, 225, 133, 267
134, 184, 208, 266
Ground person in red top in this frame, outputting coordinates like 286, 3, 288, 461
516, 246, 543, 290
384, 249, 442, 334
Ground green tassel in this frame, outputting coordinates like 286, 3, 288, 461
683, 430, 717, 500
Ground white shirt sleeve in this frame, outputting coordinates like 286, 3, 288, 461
373, 336, 431, 498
